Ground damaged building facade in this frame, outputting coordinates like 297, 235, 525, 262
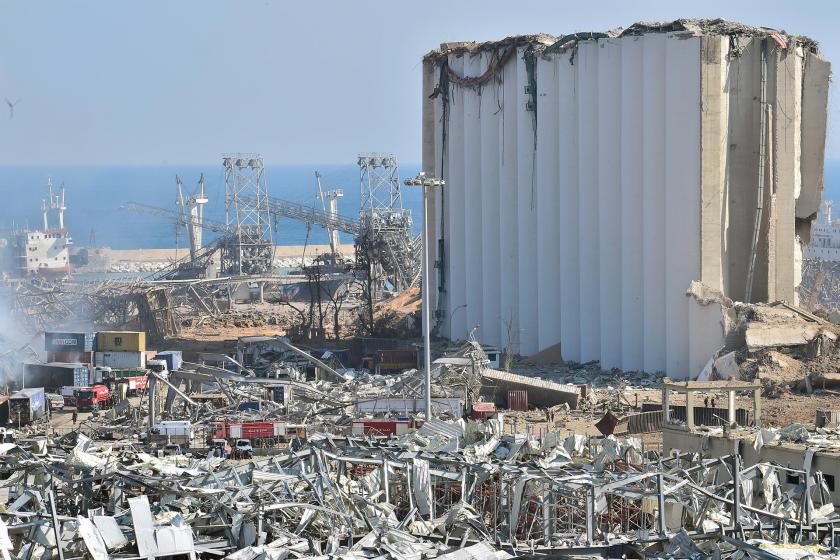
420, 20, 831, 378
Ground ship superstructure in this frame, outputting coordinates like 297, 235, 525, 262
805, 201, 840, 261
12, 178, 72, 277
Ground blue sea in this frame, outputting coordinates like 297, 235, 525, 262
0, 163, 422, 249
0, 160, 836, 250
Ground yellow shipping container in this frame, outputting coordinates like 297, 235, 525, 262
96, 331, 146, 352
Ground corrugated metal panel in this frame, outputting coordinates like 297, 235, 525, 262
96, 331, 146, 352
507, 390, 528, 411
627, 410, 663, 434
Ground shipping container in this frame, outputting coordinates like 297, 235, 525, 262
95, 351, 146, 369
265, 384, 292, 404
351, 418, 411, 436
22, 363, 89, 391
154, 420, 194, 439
47, 350, 94, 364
238, 401, 260, 412
507, 390, 528, 412
44, 332, 94, 353
470, 402, 497, 421
9, 388, 45, 425
212, 421, 300, 442
375, 349, 418, 373
96, 331, 146, 352
155, 351, 183, 372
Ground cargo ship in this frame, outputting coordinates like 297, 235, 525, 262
6, 178, 72, 277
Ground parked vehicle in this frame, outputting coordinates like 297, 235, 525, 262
233, 439, 253, 459
45, 393, 65, 411
74, 385, 110, 411
147, 358, 169, 378
8, 388, 45, 425
211, 439, 232, 458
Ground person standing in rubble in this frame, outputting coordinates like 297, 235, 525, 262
72, 409, 78, 424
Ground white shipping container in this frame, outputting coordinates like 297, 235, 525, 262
95, 351, 146, 369
155, 420, 193, 439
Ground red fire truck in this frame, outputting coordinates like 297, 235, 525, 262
74, 385, 111, 411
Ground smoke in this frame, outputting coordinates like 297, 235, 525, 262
0, 285, 43, 391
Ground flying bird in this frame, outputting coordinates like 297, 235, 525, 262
5, 98, 21, 120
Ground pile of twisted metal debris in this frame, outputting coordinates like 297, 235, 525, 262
3, 414, 840, 559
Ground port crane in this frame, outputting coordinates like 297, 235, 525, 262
124, 154, 422, 291
121, 201, 232, 280
175, 174, 208, 261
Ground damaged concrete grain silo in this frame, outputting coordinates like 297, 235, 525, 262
420, 19, 831, 379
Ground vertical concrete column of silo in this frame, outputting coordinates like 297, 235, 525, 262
641, 33, 668, 374
557, 46, 581, 363
664, 33, 702, 378
462, 53, 483, 340
576, 40, 601, 363
535, 50, 561, 353
725, 37, 764, 303
619, 36, 644, 373
597, 38, 623, 370
798, 51, 831, 240
499, 49, 520, 354
446, 54, 467, 340
516, 47, 539, 356
772, 43, 804, 304
479, 50, 502, 348
688, 35, 730, 377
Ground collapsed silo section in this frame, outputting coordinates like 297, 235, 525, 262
421, 20, 830, 379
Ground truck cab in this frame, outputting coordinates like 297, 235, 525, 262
147, 359, 169, 379
74, 385, 110, 411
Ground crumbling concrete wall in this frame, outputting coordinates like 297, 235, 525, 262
423, 21, 830, 379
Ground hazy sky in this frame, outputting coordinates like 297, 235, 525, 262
0, 0, 836, 165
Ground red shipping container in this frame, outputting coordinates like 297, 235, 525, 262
470, 402, 497, 421
507, 390, 528, 411
352, 419, 399, 436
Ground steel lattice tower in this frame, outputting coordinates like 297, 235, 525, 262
356, 153, 418, 292
220, 154, 274, 275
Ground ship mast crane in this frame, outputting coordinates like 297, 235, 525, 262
315, 171, 344, 256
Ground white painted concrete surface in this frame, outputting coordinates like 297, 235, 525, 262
424, 29, 829, 379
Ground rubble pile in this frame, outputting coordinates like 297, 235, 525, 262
4, 416, 840, 559
694, 301, 840, 399
801, 258, 840, 315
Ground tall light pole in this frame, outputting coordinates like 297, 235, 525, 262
404, 172, 444, 419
